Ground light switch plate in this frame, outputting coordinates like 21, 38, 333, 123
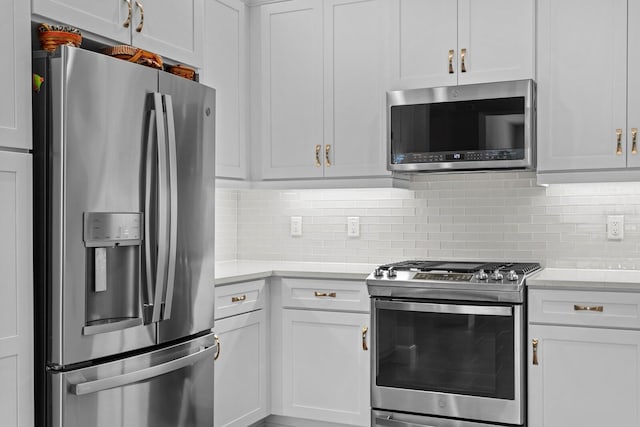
290, 216, 302, 237
607, 215, 624, 240
347, 216, 360, 237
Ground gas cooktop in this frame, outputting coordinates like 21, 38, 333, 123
366, 260, 542, 303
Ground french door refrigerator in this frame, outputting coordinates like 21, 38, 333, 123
32, 46, 216, 427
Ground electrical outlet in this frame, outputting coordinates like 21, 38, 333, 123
607, 215, 624, 240
290, 216, 302, 237
347, 216, 360, 237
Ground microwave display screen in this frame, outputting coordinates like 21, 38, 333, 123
390, 97, 525, 164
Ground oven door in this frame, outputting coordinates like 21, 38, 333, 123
371, 299, 524, 425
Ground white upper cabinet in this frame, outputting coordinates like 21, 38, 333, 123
390, 0, 534, 89
202, 0, 248, 179
258, 0, 390, 180
32, 0, 204, 67
536, 0, 631, 178
627, 0, 640, 169
259, 0, 324, 180
323, 0, 390, 178
0, 0, 31, 150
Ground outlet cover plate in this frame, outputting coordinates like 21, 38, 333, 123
290, 216, 302, 237
607, 215, 624, 240
347, 216, 360, 237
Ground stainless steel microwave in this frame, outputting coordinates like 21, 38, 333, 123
387, 79, 535, 172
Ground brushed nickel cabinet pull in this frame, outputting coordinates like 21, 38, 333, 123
325, 144, 332, 167
448, 49, 454, 74
135, 1, 144, 32
231, 295, 246, 303
362, 326, 368, 351
314, 291, 336, 298
532, 338, 539, 365
315, 145, 321, 167
616, 128, 623, 155
574, 304, 604, 312
632, 128, 638, 154
214, 334, 221, 360
460, 48, 467, 73
123, 0, 132, 28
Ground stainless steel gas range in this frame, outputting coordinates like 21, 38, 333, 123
367, 260, 541, 427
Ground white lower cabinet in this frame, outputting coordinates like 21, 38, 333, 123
528, 288, 640, 427
0, 152, 33, 427
281, 309, 370, 426
214, 280, 268, 427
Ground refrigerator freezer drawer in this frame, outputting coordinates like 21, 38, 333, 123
49, 333, 216, 427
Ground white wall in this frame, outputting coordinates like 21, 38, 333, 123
229, 171, 640, 269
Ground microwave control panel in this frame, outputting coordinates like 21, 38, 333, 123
393, 149, 524, 164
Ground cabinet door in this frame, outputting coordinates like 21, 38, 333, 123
389, 0, 457, 89
323, 0, 391, 178
202, 0, 247, 179
131, 0, 204, 67
259, 0, 324, 179
457, 0, 534, 85
628, 0, 640, 168
282, 310, 370, 426
528, 325, 640, 427
0, 152, 33, 427
537, 0, 627, 172
214, 310, 268, 427
31, 0, 130, 44
1, 0, 31, 150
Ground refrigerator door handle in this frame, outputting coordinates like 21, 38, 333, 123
69, 343, 217, 396
161, 94, 178, 320
150, 92, 169, 323
143, 109, 156, 323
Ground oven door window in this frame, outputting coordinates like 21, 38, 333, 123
375, 301, 515, 399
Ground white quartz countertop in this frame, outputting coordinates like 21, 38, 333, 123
215, 260, 376, 285
527, 268, 640, 291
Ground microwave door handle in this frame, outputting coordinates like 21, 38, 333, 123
374, 300, 512, 317
161, 94, 178, 320
70, 343, 217, 396
150, 92, 169, 323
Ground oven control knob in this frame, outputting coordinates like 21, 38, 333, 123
374, 267, 383, 277
506, 270, 519, 281
475, 269, 488, 280
490, 269, 504, 281
388, 267, 397, 278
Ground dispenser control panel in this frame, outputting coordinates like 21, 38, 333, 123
83, 212, 143, 247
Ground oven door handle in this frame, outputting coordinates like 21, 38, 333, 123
374, 300, 513, 316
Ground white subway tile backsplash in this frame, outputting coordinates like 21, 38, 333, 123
210, 172, 640, 269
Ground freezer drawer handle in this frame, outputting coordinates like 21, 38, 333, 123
70, 343, 217, 396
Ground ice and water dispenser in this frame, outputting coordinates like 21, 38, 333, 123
83, 212, 144, 335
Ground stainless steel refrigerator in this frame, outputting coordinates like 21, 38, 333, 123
32, 46, 216, 427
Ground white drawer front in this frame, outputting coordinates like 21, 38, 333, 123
215, 279, 266, 320
281, 278, 369, 312
529, 289, 640, 329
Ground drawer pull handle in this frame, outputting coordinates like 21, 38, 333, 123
532, 338, 539, 365
231, 295, 246, 303
362, 326, 368, 351
574, 304, 604, 312
214, 334, 221, 360
314, 291, 336, 298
